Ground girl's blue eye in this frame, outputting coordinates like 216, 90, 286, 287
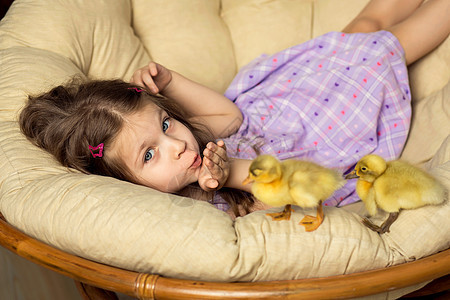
144, 149, 154, 162
163, 118, 170, 132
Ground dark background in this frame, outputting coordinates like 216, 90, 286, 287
0, 0, 14, 20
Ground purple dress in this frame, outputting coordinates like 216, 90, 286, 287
214, 31, 411, 209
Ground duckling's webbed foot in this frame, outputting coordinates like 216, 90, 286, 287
362, 218, 384, 233
299, 202, 324, 232
362, 212, 399, 234
266, 204, 294, 221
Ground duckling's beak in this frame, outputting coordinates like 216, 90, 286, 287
242, 176, 254, 185
345, 170, 359, 180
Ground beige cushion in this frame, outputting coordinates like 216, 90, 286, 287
0, 0, 448, 289
401, 80, 450, 166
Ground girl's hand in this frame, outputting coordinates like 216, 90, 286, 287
198, 140, 230, 192
130, 62, 172, 94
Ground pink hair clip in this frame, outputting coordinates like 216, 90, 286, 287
89, 143, 104, 158
128, 87, 144, 92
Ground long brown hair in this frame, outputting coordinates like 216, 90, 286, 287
19, 78, 253, 216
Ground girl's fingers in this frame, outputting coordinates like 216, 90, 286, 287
206, 142, 228, 162
130, 70, 143, 86
141, 71, 158, 94
217, 140, 227, 150
204, 157, 223, 177
148, 62, 158, 76
204, 156, 219, 171
207, 179, 219, 189
204, 148, 227, 170
130, 64, 162, 94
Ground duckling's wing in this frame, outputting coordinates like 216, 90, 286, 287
374, 162, 446, 212
288, 166, 342, 208
288, 171, 319, 208
374, 175, 420, 212
391, 161, 447, 206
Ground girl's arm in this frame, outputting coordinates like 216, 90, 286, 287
164, 71, 243, 139
131, 62, 243, 139
224, 158, 253, 194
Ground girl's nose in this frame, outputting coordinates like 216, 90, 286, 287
163, 136, 186, 159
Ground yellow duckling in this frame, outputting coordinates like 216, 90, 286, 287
345, 154, 446, 234
242, 155, 345, 231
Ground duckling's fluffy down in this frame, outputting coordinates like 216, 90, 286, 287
373, 160, 446, 213
288, 161, 346, 208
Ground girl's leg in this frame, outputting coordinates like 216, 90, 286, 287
343, 0, 424, 33
387, 0, 450, 65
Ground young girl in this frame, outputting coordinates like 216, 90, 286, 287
19, 0, 449, 217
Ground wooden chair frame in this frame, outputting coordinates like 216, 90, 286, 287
1, 213, 449, 299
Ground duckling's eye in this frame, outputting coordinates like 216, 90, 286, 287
251, 169, 262, 176
361, 167, 367, 172
162, 117, 170, 132
144, 149, 155, 162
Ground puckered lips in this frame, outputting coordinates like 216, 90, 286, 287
190, 153, 202, 169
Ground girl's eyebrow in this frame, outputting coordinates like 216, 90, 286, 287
134, 108, 164, 167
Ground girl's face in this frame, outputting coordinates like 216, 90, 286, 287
111, 101, 202, 193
